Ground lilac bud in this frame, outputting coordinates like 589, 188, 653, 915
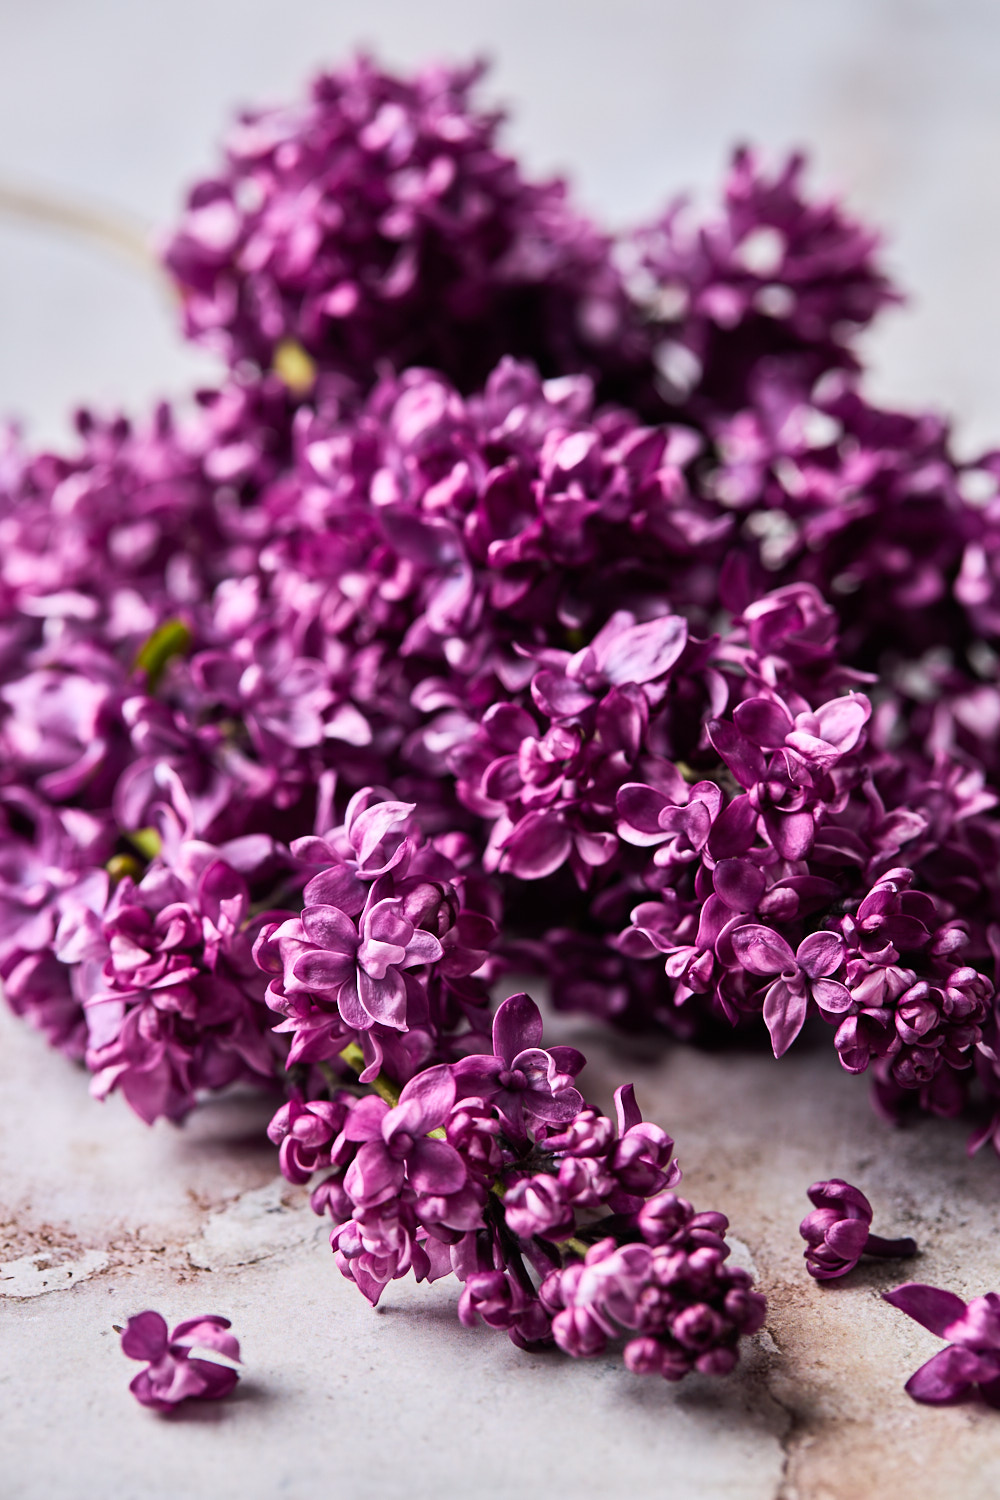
504, 1174, 575, 1241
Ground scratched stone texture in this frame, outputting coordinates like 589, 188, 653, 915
2, 4, 1000, 1498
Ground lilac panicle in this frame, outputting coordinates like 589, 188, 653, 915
119, 1311, 241, 1410
283, 986, 765, 1380
799, 1178, 917, 1280
162, 56, 637, 400
4, 47, 1000, 1342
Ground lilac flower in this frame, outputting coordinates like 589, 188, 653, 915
451, 992, 584, 1136
339, 1065, 466, 1208
609, 1083, 682, 1203
279, 889, 444, 1033
119, 1311, 240, 1410
632, 146, 897, 412
732, 926, 849, 1056
504, 1173, 575, 1241
540, 1199, 766, 1377
67, 841, 285, 1123
268, 1090, 356, 1184
800, 1179, 917, 1279
458, 1271, 551, 1347
883, 1284, 1000, 1406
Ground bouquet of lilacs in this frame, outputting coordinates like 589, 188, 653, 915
5, 54, 1000, 1384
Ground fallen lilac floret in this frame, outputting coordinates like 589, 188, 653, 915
883, 1284, 1000, 1405
799, 1178, 917, 1280
119, 1311, 241, 1410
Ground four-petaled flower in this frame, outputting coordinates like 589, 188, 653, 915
452, 992, 585, 1136
119, 1311, 241, 1410
282, 889, 444, 1032
340, 1064, 468, 1209
731, 927, 850, 1056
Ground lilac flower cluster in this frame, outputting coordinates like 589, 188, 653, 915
5, 54, 1000, 1382
268, 991, 765, 1378
254, 788, 499, 1084
163, 57, 637, 400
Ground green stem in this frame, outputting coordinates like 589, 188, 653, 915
133, 618, 192, 690
338, 1043, 401, 1107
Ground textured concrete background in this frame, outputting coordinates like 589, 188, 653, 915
2, 3, 1000, 1497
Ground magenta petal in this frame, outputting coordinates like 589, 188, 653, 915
184, 1358, 240, 1402
811, 978, 852, 1013
493, 992, 543, 1063
546, 1045, 586, 1081
452, 1054, 503, 1096
771, 810, 816, 860
499, 810, 572, 879
706, 794, 757, 858
292, 949, 355, 990
796, 930, 845, 978
763, 979, 808, 1057
825, 1219, 871, 1257
808, 1179, 872, 1217
121, 1311, 169, 1362
714, 859, 765, 912
733, 697, 793, 748
407, 1138, 467, 1195
351, 799, 415, 865
336, 972, 373, 1031
128, 1368, 172, 1410
170, 1317, 240, 1362
615, 1082, 642, 1134
342, 1094, 390, 1141
732, 924, 796, 976
903, 1346, 981, 1404
302, 865, 367, 916
392, 1063, 457, 1136
301, 905, 359, 952
883, 1283, 969, 1335
357, 966, 407, 1028
616, 783, 673, 842
595, 614, 688, 685
345, 1140, 405, 1204
401, 927, 445, 966
531, 671, 596, 719
707, 720, 765, 789
813, 694, 871, 752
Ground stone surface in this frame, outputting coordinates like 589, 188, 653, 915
5, 996, 1000, 1500
3, 4, 1000, 1497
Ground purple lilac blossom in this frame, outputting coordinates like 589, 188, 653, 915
630, 147, 898, 414
58, 831, 290, 1123
162, 57, 639, 400
119, 1311, 241, 1410
285, 988, 764, 1378
883, 1284, 1000, 1406
2, 56, 1000, 1169
799, 1178, 917, 1280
